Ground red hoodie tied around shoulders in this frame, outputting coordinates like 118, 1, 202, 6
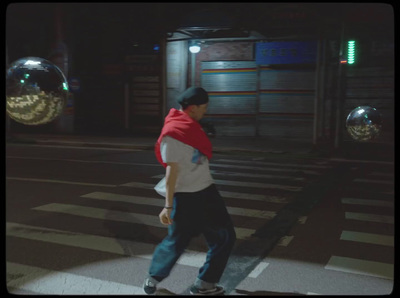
155, 108, 212, 168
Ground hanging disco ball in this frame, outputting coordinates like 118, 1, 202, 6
346, 106, 383, 142
6, 57, 68, 125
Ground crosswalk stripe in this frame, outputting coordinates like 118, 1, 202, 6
353, 178, 394, 185
81, 192, 276, 219
82, 191, 162, 206
6, 156, 159, 167
341, 198, 393, 208
213, 179, 302, 191
210, 163, 320, 175
31, 203, 256, 240
7, 262, 144, 295
340, 231, 394, 247
153, 171, 305, 181
212, 170, 305, 181
83, 189, 288, 205
6, 220, 291, 284
218, 191, 289, 203
127, 180, 290, 203
6, 177, 117, 188
214, 158, 331, 169
325, 256, 393, 280
121, 181, 302, 192
247, 261, 269, 278
345, 212, 394, 224
120, 182, 155, 188
368, 172, 394, 178
6, 222, 207, 268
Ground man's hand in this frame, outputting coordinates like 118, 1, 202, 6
159, 208, 173, 225
160, 162, 177, 225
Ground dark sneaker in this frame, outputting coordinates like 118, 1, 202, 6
143, 278, 157, 295
190, 285, 224, 295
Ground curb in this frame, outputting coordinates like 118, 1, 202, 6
33, 140, 155, 151
7, 137, 314, 156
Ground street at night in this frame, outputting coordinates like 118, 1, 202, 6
6, 142, 394, 295
6, 2, 394, 296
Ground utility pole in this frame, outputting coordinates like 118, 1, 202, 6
334, 20, 346, 150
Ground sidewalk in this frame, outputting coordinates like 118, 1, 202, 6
6, 132, 394, 162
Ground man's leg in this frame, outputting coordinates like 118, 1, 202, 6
195, 185, 236, 288
196, 221, 236, 285
148, 221, 193, 282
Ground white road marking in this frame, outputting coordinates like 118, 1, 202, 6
340, 231, 394, 247
277, 235, 294, 247
153, 171, 305, 181
368, 172, 394, 178
6, 222, 207, 268
31, 203, 256, 240
7, 262, 145, 295
247, 261, 269, 278
6, 156, 160, 167
341, 198, 393, 208
124, 181, 290, 203
353, 178, 393, 185
212, 170, 305, 181
122, 180, 302, 192
345, 212, 394, 224
329, 158, 394, 166
325, 256, 393, 280
219, 191, 289, 204
7, 144, 144, 152
81, 191, 276, 219
120, 181, 154, 188
210, 163, 320, 175
213, 179, 302, 191
298, 216, 307, 224
214, 158, 331, 169
82, 191, 163, 206
6, 177, 117, 188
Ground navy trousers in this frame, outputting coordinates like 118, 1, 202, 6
148, 184, 236, 284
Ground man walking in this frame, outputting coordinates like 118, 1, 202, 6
143, 87, 236, 295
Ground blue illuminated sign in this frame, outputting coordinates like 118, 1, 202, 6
256, 41, 318, 65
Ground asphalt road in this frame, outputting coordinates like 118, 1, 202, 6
6, 143, 394, 295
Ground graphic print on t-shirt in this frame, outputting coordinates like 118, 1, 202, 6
191, 149, 206, 164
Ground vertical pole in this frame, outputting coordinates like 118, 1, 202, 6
319, 39, 327, 141
124, 83, 130, 131
255, 64, 261, 137
6, 45, 11, 135
313, 38, 323, 146
161, 37, 167, 118
191, 52, 196, 87
334, 21, 346, 149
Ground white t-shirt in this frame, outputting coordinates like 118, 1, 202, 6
154, 136, 214, 197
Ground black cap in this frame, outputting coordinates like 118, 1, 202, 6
177, 87, 209, 106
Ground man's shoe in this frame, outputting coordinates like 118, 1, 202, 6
190, 285, 224, 295
143, 278, 157, 295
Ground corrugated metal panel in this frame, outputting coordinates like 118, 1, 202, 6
204, 116, 256, 137
202, 61, 257, 92
260, 68, 315, 90
202, 61, 258, 136
259, 92, 314, 114
201, 61, 315, 138
207, 94, 257, 115
259, 67, 315, 138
